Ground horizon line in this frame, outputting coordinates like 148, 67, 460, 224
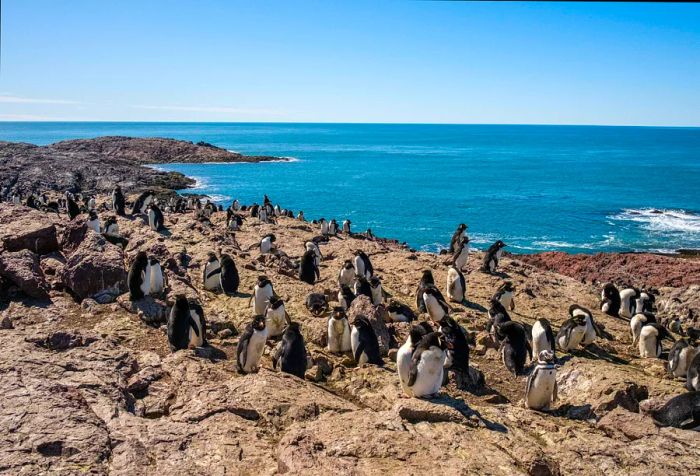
0, 120, 699, 129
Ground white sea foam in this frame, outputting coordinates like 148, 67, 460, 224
609, 208, 700, 233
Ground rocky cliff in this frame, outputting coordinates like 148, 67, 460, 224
1, 194, 699, 474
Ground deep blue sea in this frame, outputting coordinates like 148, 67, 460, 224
2, 122, 700, 254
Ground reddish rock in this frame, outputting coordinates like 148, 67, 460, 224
0, 203, 59, 255
0, 249, 51, 300
518, 251, 700, 288
62, 231, 127, 300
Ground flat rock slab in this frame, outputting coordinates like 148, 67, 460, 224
0, 203, 59, 255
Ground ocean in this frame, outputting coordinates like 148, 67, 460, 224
2, 122, 700, 254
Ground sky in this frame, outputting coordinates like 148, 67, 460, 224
1, 1, 699, 126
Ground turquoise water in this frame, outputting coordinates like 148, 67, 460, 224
2, 122, 700, 253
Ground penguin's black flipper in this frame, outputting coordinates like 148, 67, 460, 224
353, 341, 366, 365
407, 348, 425, 387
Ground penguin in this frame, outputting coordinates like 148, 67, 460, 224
556, 315, 587, 352
219, 254, 239, 295
619, 287, 640, 319
351, 315, 383, 366
130, 191, 153, 216
272, 321, 307, 379
342, 219, 351, 234
369, 276, 384, 306
251, 276, 274, 315
231, 199, 240, 211
228, 213, 244, 231
569, 304, 600, 346
297, 210, 305, 221
495, 321, 532, 376
148, 257, 165, 295
305, 241, 322, 267
86, 210, 100, 233
639, 323, 675, 359
103, 216, 120, 236
407, 332, 448, 398
525, 350, 558, 411
386, 299, 416, 323
264, 295, 289, 338
416, 269, 435, 313
168, 296, 206, 351
493, 282, 515, 311
66, 193, 80, 220
128, 252, 150, 300
422, 284, 450, 322
353, 250, 373, 279
354, 275, 373, 300
147, 203, 164, 231
112, 186, 125, 215
260, 234, 276, 254
236, 315, 269, 374
439, 315, 470, 373
338, 285, 355, 311
397, 323, 434, 396
449, 223, 467, 254
299, 249, 320, 285
338, 259, 356, 287
687, 352, 700, 391
649, 392, 700, 430
202, 252, 222, 292
319, 218, 329, 235
450, 237, 470, 271
481, 240, 507, 274
600, 283, 621, 317
86, 196, 95, 210
630, 312, 657, 345
327, 307, 352, 354
531, 318, 556, 360
636, 290, 656, 315
446, 265, 466, 303
668, 339, 699, 379
258, 207, 268, 223
305, 292, 329, 316
328, 219, 338, 235
487, 298, 511, 343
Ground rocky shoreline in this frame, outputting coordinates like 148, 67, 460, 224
0, 136, 285, 197
1, 138, 699, 474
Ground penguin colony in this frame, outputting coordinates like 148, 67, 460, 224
4, 190, 700, 431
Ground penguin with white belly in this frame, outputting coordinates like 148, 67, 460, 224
369, 276, 384, 305
305, 241, 322, 267
353, 250, 373, 279
449, 223, 467, 254
386, 299, 416, 323
130, 191, 153, 216
351, 315, 383, 366
147, 203, 164, 231
569, 304, 601, 347
619, 287, 641, 319
251, 276, 275, 315
338, 259, 356, 287
495, 321, 532, 376
630, 312, 657, 345
525, 350, 558, 411
168, 296, 206, 351
342, 219, 351, 234
687, 353, 700, 391
237, 315, 268, 374
639, 323, 675, 359
446, 265, 466, 304
556, 315, 587, 352
600, 283, 621, 317
493, 282, 515, 311
148, 257, 165, 296
422, 285, 450, 322
264, 296, 289, 339
338, 285, 356, 311
481, 240, 507, 274
407, 332, 448, 398
128, 251, 150, 300
450, 237, 470, 271
260, 234, 276, 254
327, 307, 352, 354
531, 318, 556, 360
668, 339, 699, 379
397, 322, 434, 396
86, 210, 100, 233
202, 252, 222, 292
416, 270, 435, 313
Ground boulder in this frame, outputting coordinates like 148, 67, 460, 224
0, 249, 51, 300
347, 295, 390, 355
0, 203, 59, 254
62, 231, 127, 300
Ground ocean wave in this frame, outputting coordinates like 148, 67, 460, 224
609, 208, 700, 233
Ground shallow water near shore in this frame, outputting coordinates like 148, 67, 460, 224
2, 121, 700, 253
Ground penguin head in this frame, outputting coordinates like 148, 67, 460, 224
458, 223, 467, 231
331, 307, 347, 321
343, 260, 353, 269
572, 315, 588, 327
174, 294, 189, 309
686, 327, 700, 343
369, 276, 381, 288
134, 251, 149, 266
207, 251, 218, 262
417, 321, 435, 335
286, 321, 302, 336
569, 304, 592, 319
268, 295, 283, 308
500, 281, 515, 292
88, 210, 98, 221
495, 240, 506, 249
252, 315, 267, 331
421, 269, 434, 284
538, 350, 555, 364
257, 275, 271, 287
424, 331, 447, 351
353, 315, 371, 329
149, 257, 159, 266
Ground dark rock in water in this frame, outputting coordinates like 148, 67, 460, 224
0, 203, 59, 254
61, 231, 127, 300
0, 249, 51, 300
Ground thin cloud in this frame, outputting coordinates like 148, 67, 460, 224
130, 104, 285, 116
0, 94, 82, 105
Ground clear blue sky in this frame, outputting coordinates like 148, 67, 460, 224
1, 1, 699, 125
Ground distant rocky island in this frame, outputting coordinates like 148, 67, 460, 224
0, 136, 286, 196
